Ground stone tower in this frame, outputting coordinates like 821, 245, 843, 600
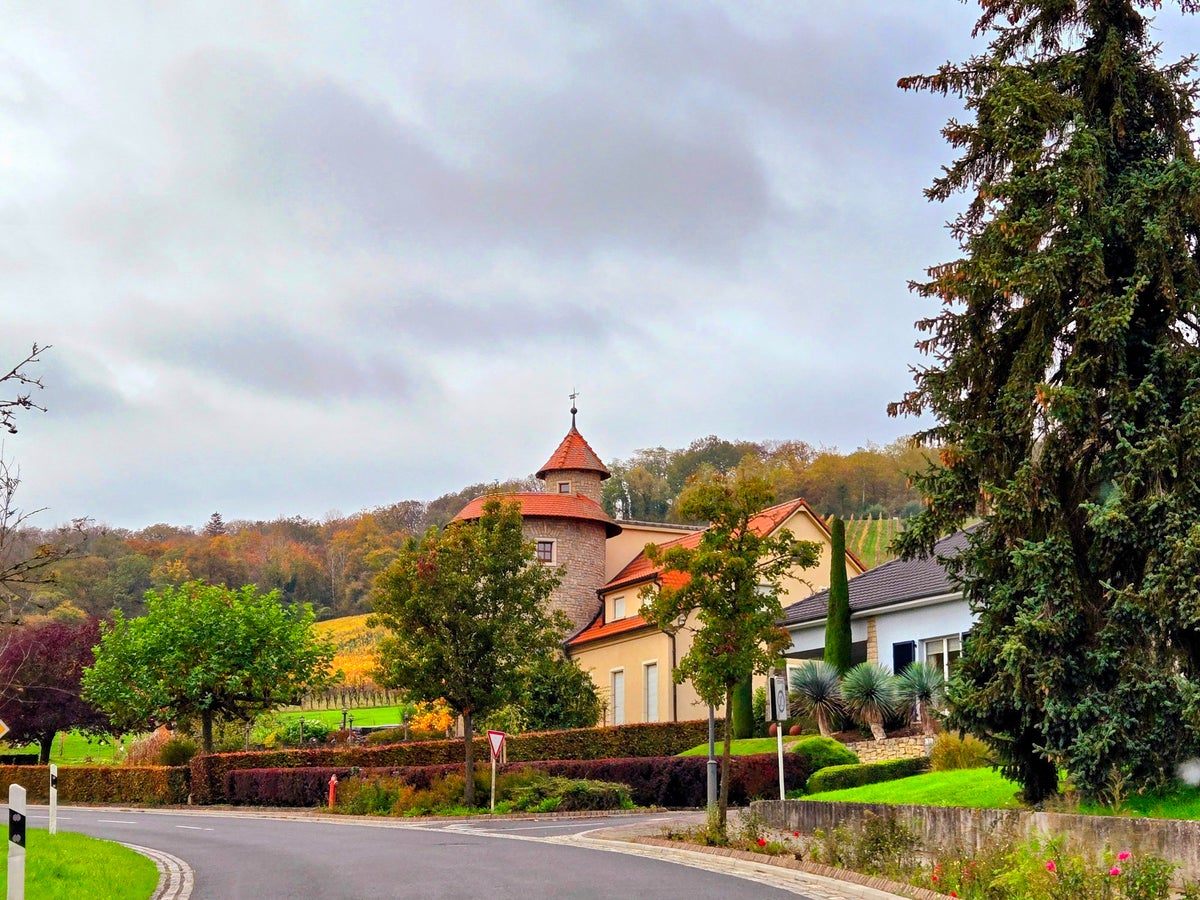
453, 406, 619, 636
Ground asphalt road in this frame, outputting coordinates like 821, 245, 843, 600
39, 807, 825, 899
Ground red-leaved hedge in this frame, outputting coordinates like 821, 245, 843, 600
192, 719, 714, 805
225, 752, 809, 809
0, 765, 188, 805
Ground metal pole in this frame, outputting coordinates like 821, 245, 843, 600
490, 754, 496, 813
8, 783, 25, 900
706, 704, 717, 811
49, 766, 57, 836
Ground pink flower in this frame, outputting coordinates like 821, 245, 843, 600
1045, 860, 1056, 872
1117, 851, 1131, 862
1110, 866, 1122, 876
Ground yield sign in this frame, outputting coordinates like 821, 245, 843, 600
487, 730, 506, 760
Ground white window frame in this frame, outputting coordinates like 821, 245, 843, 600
643, 660, 659, 723
557, 480, 572, 494
611, 595, 626, 620
535, 539, 555, 564
922, 634, 962, 680
610, 668, 626, 725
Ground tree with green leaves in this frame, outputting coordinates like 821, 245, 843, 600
892, 0, 1200, 801
824, 517, 852, 674
82, 581, 335, 752
519, 654, 602, 732
640, 469, 821, 833
369, 498, 566, 807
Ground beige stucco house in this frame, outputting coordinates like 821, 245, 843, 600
566, 498, 866, 725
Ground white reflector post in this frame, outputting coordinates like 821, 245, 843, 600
8, 783, 26, 900
49, 765, 57, 836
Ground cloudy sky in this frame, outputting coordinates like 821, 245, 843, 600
4, 2, 1199, 530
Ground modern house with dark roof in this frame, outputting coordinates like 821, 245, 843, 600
780, 530, 972, 679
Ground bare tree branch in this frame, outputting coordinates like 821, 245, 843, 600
0, 344, 49, 435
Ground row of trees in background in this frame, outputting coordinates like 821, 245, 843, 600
17, 438, 927, 624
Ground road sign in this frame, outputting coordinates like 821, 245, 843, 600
487, 730, 506, 761
0, 720, 9, 741
769, 676, 788, 722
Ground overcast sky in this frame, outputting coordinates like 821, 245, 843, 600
4, 2, 1199, 531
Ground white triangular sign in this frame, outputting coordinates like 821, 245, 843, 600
487, 730, 505, 760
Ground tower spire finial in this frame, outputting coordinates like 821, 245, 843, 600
569, 388, 580, 428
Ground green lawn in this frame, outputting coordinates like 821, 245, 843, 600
1078, 784, 1200, 820
678, 737, 799, 757
29, 731, 125, 766
273, 704, 409, 728
804, 767, 1027, 809
3, 830, 158, 899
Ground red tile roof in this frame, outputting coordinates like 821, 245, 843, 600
453, 492, 621, 537
567, 612, 654, 646
536, 427, 610, 481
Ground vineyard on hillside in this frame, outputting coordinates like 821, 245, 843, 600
835, 515, 905, 570
311, 614, 387, 704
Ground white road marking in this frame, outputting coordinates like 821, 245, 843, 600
97, 819, 138, 824
174, 825, 205, 830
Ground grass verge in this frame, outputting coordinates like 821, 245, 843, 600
2, 830, 159, 900
678, 737, 798, 757
803, 766, 1026, 808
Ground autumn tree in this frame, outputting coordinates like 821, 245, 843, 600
83, 581, 335, 752
640, 469, 820, 833
370, 499, 565, 807
893, 0, 1200, 801
0, 618, 110, 762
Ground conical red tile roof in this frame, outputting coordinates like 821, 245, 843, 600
536, 426, 610, 481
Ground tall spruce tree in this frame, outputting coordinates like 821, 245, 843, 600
892, 1, 1200, 802
824, 517, 852, 674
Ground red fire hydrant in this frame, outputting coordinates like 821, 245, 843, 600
328, 774, 338, 810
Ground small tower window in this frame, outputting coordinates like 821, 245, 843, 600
558, 481, 571, 494
536, 540, 555, 563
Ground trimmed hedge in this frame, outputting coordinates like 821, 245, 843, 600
0, 765, 189, 805
791, 736, 859, 770
226, 752, 810, 809
805, 756, 931, 794
192, 719, 714, 804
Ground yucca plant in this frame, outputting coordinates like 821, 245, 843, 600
896, 662, 946, 737
841, 662, 898, 741
789, 660, 843, 738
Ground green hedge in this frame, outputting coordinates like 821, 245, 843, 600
805, 756, 930, 794
191, 719, 714, 805
0, 765, 189, 805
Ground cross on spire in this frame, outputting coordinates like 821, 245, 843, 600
569, 389, 580, 428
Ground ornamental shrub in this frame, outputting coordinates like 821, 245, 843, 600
805, 757, 930, 794
930, 732, 994, 772
792, 736, 858, 771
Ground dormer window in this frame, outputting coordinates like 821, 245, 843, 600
612, 596, 626, 620
558, 481, 571, 494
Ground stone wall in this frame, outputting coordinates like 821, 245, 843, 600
523, 517, 607, 634
751, 800, 1200, 886
845, 734, 932, 763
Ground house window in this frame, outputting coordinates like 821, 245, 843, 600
611, 670, 625, 725
535, 540, 555, 563
558, 481, 571, 494
643, 662, 659, 722
612, 596, 626, 620
923, 634, 962, 679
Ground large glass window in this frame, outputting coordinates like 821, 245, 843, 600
611, 670, 625, 725
643, 662, 659, 722
923, 635, 962, 679
612, 596, 626, 620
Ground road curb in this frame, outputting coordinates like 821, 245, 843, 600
121, 842, 194, 900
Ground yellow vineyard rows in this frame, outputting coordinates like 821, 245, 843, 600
315, 614, 384, 688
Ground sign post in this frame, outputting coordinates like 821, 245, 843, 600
487, 730, 506, 813
8, 783, 25, 900
769, 674, 789, 800
49, 766, 57, 836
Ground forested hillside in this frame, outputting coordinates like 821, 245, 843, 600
19, 436, 929, 622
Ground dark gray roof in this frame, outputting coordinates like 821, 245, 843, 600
781, 530, 969, 627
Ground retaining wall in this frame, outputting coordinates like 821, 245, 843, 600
751, 799, 1200, 885
843, 734, 932, 763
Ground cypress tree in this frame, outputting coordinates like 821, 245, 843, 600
731, 675, 754, 739
893, 1, 1200, 801
824, 517, 852, 674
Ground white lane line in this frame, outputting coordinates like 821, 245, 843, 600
98, 819, 138, 824
28, 815, 72, 821
174, 825, 205, 830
